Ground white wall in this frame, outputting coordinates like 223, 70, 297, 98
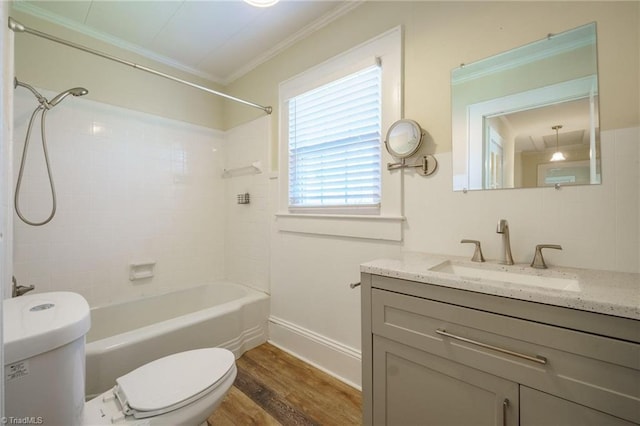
269, 231, 400, 387
403, 127, 639, 272
0, 0, 13, 415
224, 116, 271, 294
12, 89, 227, 306
267, 126, 639, 389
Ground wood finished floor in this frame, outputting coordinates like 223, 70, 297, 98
207, 343, 362, 426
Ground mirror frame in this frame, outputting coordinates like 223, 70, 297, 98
384, 119, 423, 158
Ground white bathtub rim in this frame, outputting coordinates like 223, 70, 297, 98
89, 280, 259, 311
86, 283, 268, 354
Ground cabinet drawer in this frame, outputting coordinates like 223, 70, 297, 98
372, 288, 640, 424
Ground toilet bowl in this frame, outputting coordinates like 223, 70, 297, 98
3, 292, 236, 425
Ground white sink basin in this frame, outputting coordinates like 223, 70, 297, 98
430, 260, 580, 291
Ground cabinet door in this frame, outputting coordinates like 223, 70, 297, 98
520, 386, 637, 426
373, 335, 518, 426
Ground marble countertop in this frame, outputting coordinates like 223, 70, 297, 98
361, 252, 640, 320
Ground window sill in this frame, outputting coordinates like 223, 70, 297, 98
275, 213, 405, 241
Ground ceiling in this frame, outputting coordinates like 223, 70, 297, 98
12, 0, 359, 85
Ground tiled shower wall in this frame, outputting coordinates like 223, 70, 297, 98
12, 88, 227, 306
224, 116, 270, 295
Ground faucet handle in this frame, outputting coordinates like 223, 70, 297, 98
461, 239, 485, 263
530, 244, 562, 269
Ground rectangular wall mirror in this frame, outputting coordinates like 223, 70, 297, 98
451, 23, 600, 191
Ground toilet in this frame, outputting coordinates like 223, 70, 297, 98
3, 292, 237, 425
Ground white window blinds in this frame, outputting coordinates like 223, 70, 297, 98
288, 65, 381, 209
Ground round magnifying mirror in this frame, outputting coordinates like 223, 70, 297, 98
384, 119, 423, 158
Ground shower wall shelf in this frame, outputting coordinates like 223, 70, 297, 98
222, 161, 262, 178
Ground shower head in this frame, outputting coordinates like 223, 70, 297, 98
48, 87, 89, 107
14, 78, 88, 108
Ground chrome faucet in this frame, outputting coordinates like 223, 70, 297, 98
12, 276, 35, 297
496, 219, 514, 265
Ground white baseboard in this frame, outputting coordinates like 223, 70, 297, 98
268, 316, 362, 390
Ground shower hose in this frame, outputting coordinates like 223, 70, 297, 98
14, 104, 57, 226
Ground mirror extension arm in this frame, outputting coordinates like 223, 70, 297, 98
387, 155, 438, 176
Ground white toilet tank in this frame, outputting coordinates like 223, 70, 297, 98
4, 292, 91, 426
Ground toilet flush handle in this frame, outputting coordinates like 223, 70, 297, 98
12, 276, 35, 297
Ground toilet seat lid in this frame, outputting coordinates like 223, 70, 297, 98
115, 347, 235, 415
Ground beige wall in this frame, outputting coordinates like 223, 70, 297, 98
10, 9, 225, 130
225, 1, 639, 169
11, 2, 638, 139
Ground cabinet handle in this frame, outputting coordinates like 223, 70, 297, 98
435, 329, 547, 365
503, 398, 509, 426
349, 282, 361, 289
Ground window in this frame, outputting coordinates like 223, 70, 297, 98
288, 65, 381, 209
277, 27, 404, 241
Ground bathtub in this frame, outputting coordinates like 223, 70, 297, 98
85, 282, 269, 397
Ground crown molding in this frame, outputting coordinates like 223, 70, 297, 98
223, 1, 365, 85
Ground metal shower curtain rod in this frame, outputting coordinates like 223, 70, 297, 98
8, 17, 272, 114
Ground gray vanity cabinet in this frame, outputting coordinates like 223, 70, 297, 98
373, 335, 518, 425
361, 273, 640, 426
